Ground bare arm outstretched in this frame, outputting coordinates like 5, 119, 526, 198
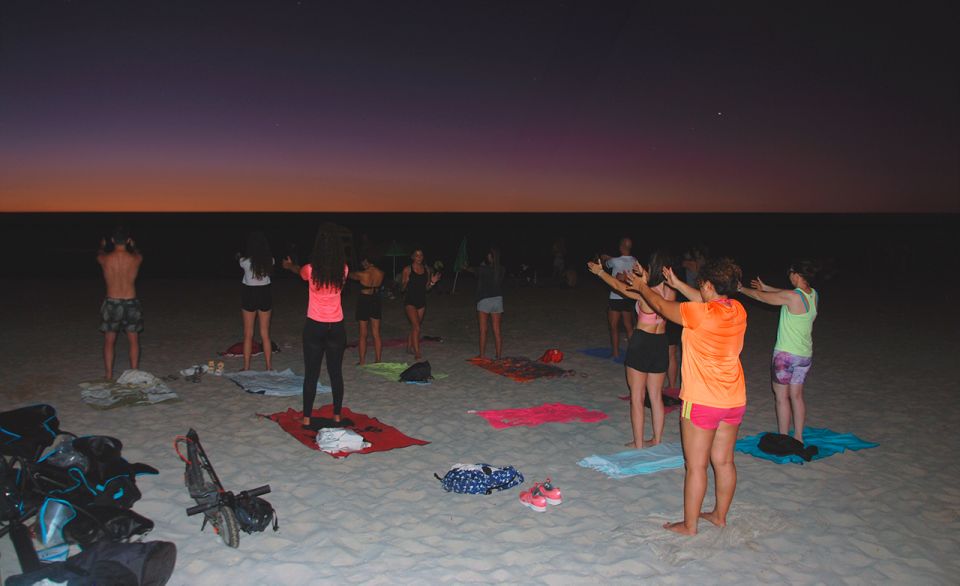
663, 266, 701, 302
586, 260, 641, 300
621, 264, 684, 325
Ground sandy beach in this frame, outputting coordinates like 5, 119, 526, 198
2, 275, 958, 584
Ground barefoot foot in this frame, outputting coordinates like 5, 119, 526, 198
663, 521, 697, 535
699, 510, 726, 528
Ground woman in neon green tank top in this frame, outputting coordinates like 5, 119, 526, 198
739, 261, 821, 443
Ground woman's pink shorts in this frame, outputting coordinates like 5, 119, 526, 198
681, 401, 745, 430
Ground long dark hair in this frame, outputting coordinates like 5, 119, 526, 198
245, 231, 273, 279
309, 223, 347, 290
647, 249, 672, 288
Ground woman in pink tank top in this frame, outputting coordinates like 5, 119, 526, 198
588, 250, 675, 449
283, 223, 349, 427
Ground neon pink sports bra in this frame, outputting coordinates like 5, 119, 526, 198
636, 284, 666, 325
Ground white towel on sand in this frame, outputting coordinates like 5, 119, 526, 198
79, 369, 179, 409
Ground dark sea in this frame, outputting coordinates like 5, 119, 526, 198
1, 213, 956, 284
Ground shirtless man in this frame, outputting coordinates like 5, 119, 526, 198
96, 228, 143, 379
349, 254, 385, 365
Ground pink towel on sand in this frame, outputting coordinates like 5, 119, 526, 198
473, 403, 607, 429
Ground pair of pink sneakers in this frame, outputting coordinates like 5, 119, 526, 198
519, 478, 563, 512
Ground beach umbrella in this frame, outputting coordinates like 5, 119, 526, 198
451, 237, 468, 293
384, 240, 410, 280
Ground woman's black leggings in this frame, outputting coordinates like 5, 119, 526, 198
302, 319, 346, 416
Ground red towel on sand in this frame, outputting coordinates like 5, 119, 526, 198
260, 406, 429, 458
467, 356, 575, 383
618, 387, 682, 414
474, 403, 607, 429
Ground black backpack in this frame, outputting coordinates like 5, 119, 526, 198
399, 361, 433, 383
5, 540, 176, 586
234, 493, 279, 534
758, 433, 819, 462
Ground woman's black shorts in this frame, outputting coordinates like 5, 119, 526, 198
666, 320, 682, 346
624, 330, 668, 374
241, 284, 273, 312
356, 294, 382, 321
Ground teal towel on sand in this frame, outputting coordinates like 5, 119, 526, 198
736, 427, 878, 465
578, 442, 684, 478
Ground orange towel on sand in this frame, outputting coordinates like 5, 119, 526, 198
467, 357, 575, 383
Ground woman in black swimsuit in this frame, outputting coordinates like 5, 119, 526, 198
401, 248, 441, 360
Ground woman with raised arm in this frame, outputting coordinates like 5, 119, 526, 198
401, 248, 441, 361
236, 231, 274, 371
739, 260, 820, 443
591, 257, 746, 536
600, 237, 637, 358
588, 250, 674, 448
282, 223, 349, 426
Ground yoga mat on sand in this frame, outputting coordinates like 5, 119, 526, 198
472, 403, 607, 429
736, 428, 878, 465
224, 368, 324, 397
260, 406, 429, 458
467, 356, 575, 382
578, 442, 685, 478
358, 362, 449, 383
579, 347, 626, 364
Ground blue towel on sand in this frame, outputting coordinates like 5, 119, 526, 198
224, 368, 328, 397
579, 347, 626, 364
578, 442, 684, 478
736, 427, 878, 465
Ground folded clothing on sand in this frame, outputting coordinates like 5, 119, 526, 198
316, 428, 370, 454
578, 442, 685, 478
736, 427, 878, 465
260, 406, 429, 458
223, 368, 324, 397
473, 403, 607, 429
467, 356, 575, 382
578, 347, 626, 364
79, 370, 179, 409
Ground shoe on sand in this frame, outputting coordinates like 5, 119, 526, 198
519, 486, 547, 512
533, 478, 562, 505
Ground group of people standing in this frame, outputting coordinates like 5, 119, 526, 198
241, 224, 505, 428
97, 224, 819, 537
588, 239, 821, 535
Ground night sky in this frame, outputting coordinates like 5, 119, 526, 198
1, 1, 956, 212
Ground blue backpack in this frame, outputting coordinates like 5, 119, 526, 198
435, 463, 524, 495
